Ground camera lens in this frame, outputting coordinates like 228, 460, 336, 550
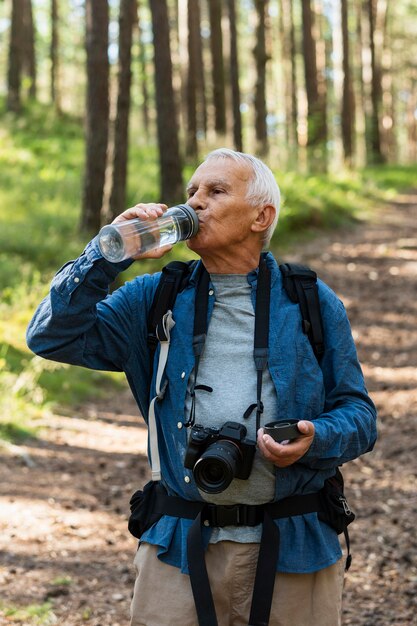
193, 440, 242, 494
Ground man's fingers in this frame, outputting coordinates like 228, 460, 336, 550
112, 203, 168, 224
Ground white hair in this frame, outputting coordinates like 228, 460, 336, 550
204, 148, 280, 247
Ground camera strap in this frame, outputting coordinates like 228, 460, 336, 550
184, 256, 278, 626
185, 263, 210, 427
248, 254, 271, 433
185, 254, 271, 435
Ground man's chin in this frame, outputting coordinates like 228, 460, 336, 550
186, 238, 202, 254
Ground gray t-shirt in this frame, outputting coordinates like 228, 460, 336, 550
184, 273, 278, 543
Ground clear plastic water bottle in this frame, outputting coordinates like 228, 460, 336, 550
98, 204, 199, 263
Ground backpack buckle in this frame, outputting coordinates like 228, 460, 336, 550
203, 504, 262, 527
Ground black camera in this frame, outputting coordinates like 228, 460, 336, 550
184, 421, 256, 494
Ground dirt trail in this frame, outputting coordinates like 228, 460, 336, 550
1, 194, 417, 625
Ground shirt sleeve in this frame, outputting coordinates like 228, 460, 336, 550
26, 237, 154, 373
299, 284, 377, 469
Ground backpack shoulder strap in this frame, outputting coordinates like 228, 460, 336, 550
147, 260, 196, 375
279, 262, 325, 361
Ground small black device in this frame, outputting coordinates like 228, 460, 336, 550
264, 420, 301, 443
184, 421, 256, 494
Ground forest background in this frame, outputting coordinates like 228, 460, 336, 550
1, 0, 416, 443
0, 0, 416, 623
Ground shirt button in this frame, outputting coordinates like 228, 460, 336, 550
203, 520, 210, 527
208, 289, 214, 296
73, 277, 80, 283
181, 371, 186, 379
184, 476, 191, 484
177, 422, 183, 429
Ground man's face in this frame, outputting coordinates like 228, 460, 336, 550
185, 158, 260, 257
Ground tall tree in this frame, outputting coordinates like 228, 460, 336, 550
108, 0, 137, 221
194, 2, 207, 138
253, 0, 269, 155
137, 2, 150, 141
186, 0, 204, 157
354, 0, 368, 166
22, 0, 36, 98
50, 0, 60, 109
280, 0, 298, 158
367, 0, 384, 163
301, 0, 327, 167
149, 0, 183, 203
187, 0, 207, 152
227, 0, 242, 152
80, 0, 110, 233
341, 0, 354, 164
7, 0, 25, 112
208, 0, 226, 135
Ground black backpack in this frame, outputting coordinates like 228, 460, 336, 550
147, 260, 325, 372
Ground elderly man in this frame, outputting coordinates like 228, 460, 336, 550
27, 149, 376, 626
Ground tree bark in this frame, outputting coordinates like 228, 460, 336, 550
22, 0, 36, 98
50, 0, 60, 109
280, 0, 298, 158
227, 0, 242, 152
186, 0, 200, 157
367, 0, 384, 163
301, 0, 327, 167
136, 1, 150, 141
208, 0, 226, 135
253, 0, 269, 155
341, 0, 354, 164
7, 0, 25, 112
149, 0, 183, 204
108, 0, 136, 221
80, 0, 110, 233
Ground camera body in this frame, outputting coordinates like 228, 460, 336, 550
184, 421, 256, 494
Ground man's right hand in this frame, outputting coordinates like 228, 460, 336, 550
112, 203, 173, 260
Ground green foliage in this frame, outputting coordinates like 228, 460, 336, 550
50, 576, 72, 587
0, 601, 56, 625
270, 165, 417, 251
0, 101, 125, 444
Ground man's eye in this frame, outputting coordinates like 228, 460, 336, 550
187, 190, 195, 198
213, 188, 223, 194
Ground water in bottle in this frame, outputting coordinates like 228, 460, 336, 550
98, 204, 199, 263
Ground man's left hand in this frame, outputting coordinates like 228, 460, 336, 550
257, 421, 315, 467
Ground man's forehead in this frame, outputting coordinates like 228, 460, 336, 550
187, 159, 251, 187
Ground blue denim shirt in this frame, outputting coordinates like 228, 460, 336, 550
26, 238, 377, 574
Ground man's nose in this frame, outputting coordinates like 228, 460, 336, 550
187, 189, 206, 211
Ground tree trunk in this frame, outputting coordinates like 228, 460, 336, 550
186, 0, 200, 157
22, 0, 36, 98
280, 0, 298, 159
80, 0, 110, 234
354, 0, 368, 166
253, 0, 269, 155
341, 0, 354, 164
208, 0, 226, 135
227, 0, 242, 152
149, 0, 183, 204
137, 1, 150, 141
301, 0, 327, 167
367, 0, 384, 163
194, 1, 207, 138
7, 0, 25, 112
108, 0, 136, 221
50, 0, 60, 109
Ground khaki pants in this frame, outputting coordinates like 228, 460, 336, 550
130, 542, 344, 626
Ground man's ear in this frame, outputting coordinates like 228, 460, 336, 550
251, 204, 276, 234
